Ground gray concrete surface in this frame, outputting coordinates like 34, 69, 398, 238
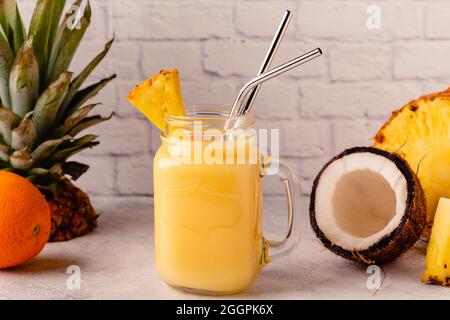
0, 196, 449, 300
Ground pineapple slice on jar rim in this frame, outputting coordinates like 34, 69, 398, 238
126, 69, 186, 131
373, 88, 450, 239
422, 197, 450, 286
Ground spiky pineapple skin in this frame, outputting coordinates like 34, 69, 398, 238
43, 178, 98, 242
374, 87, 450, 239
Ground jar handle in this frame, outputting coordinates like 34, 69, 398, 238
261, 157, 301, 262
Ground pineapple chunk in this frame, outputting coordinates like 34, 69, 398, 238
422, 197, 450, 286
374, 88, 450, 237
126, 69, 185, 130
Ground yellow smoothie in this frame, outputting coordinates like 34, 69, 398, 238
153, 133, 265, 293
127, 72, 300, 295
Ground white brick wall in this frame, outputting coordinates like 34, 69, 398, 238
17, 0, 450, 198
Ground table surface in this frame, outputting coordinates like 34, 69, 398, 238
1, 196, 449, 300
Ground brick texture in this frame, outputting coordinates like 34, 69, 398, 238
15, 0, 450, 198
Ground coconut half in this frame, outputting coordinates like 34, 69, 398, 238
310, 147, 426, 265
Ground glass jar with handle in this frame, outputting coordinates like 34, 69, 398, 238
153, 106, 301, 294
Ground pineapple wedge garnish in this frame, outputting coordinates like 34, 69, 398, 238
126, 69, 185, 130
422, 197, 450, 286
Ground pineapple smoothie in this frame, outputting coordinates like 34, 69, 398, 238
127, 69, 301, 294
153, 130, 264, 293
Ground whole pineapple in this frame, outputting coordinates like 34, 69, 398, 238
374, 88, 450, 240
0, 0, 115, 241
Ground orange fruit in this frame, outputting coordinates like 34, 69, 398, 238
0, 171, 51, 269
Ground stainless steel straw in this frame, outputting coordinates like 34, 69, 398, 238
229, 48, 322, 118
241, 10, 292, 115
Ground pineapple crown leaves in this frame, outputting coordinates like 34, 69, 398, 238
0, 0, 26, 55
0, 0, 115, 183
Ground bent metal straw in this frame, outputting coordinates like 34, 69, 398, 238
229, 48, 323, 119
241, 10, 293, 115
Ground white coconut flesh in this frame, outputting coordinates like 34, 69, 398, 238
314, 152, 408, 251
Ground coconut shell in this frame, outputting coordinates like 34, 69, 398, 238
310, 147, 426, 265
